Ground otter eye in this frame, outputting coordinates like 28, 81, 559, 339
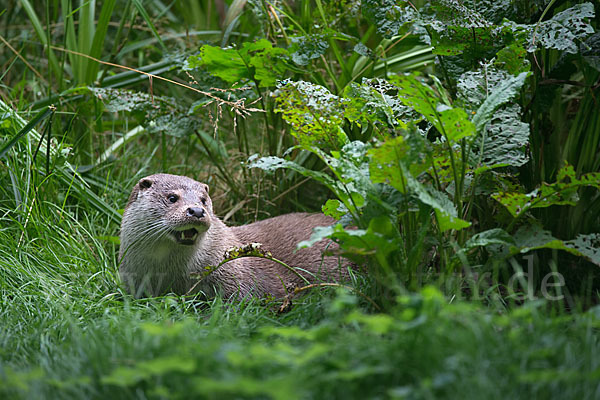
201, 197, 207, 205
167, 194, 179, 203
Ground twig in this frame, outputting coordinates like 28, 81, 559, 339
47, 45, 264, 115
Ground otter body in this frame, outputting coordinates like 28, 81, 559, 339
119, 174, 348, 298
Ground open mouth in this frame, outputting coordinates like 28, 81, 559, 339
172, 228, 199, 245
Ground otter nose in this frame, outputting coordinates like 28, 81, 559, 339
186, 207, 205, 218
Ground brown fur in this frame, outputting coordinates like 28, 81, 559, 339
119, 173, 349, 299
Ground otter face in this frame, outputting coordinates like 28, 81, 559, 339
126, 174, 213, 246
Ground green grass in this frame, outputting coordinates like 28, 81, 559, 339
1, 193, 599, 399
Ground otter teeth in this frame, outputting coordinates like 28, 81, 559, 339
173, 228, 199, 244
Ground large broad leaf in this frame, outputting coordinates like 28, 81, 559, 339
493, 165, 600, 218
457, 68, 530, 168
368, 136, 410, 193
428, 0, 491, 28
494, 44, 531, 75
511, 225, 600, 266
362, 0, 415, 39
470, 71, 529, 133
528, 3, 595, 54
474, 105, 529, 169
273, 81, 348, 149
368, 134, 430, 191
424, 0, 502, 57
460, 0, 515, 24
191, 40, 289, 87
391, 74, 475, 142
499, 3, 595, 55
289, 34, 329, 66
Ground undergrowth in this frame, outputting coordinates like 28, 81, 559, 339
1, 203, 599, 399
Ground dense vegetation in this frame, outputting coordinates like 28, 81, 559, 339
1, 0, 599, 398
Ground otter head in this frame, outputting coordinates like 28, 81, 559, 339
124, 173, 213, 246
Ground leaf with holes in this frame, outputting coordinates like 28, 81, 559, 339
510, 225, 600, 266
471, 71, 529, 134
528, 3, 595, 54
493, 165, 600, 218
362, 0, 415, 39
390, 74, 475, 142
289, 34, 329, 66
273, 81, 348, 149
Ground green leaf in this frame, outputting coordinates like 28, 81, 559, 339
493, 164, 600, 218
429, 26, 499, 56
197, 40, 289, 87
368, 136, 410, 193
565, 234, 600, 266
460, 0, 515, 24
529, 3, 595, 54
463, 228, 515, 250
362, 0, 415, 39
273, 80, 348, 148
197, 45, 251, 83
438, 107, 476, 142
425, 0, 500, 57
343, 79, 412, 133
494, 44, 530, 75
322, 199, 347, 219
471, 71, 529, 134
391, 74, 475, 143
457, 67, 529, 168
510, 225, 600, 266
369, 138, 469, 232
428, 0, 491, 28
474, 104, 529, 168
289, 34, 329, 66
298, 218, 400, 261
249, 142, 372, 217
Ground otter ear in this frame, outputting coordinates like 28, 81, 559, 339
203, 184, 209, 193
139, 179, 153, 190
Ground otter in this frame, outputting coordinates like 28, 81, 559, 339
118, 173, 349, 299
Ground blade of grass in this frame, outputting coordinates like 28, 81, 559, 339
132, 0, 167, 51
87, 0, 117, 83
0, 106, 55, 160
18, 0, 61, 78
77, 0, 95, 83
61, 0, 78, 82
